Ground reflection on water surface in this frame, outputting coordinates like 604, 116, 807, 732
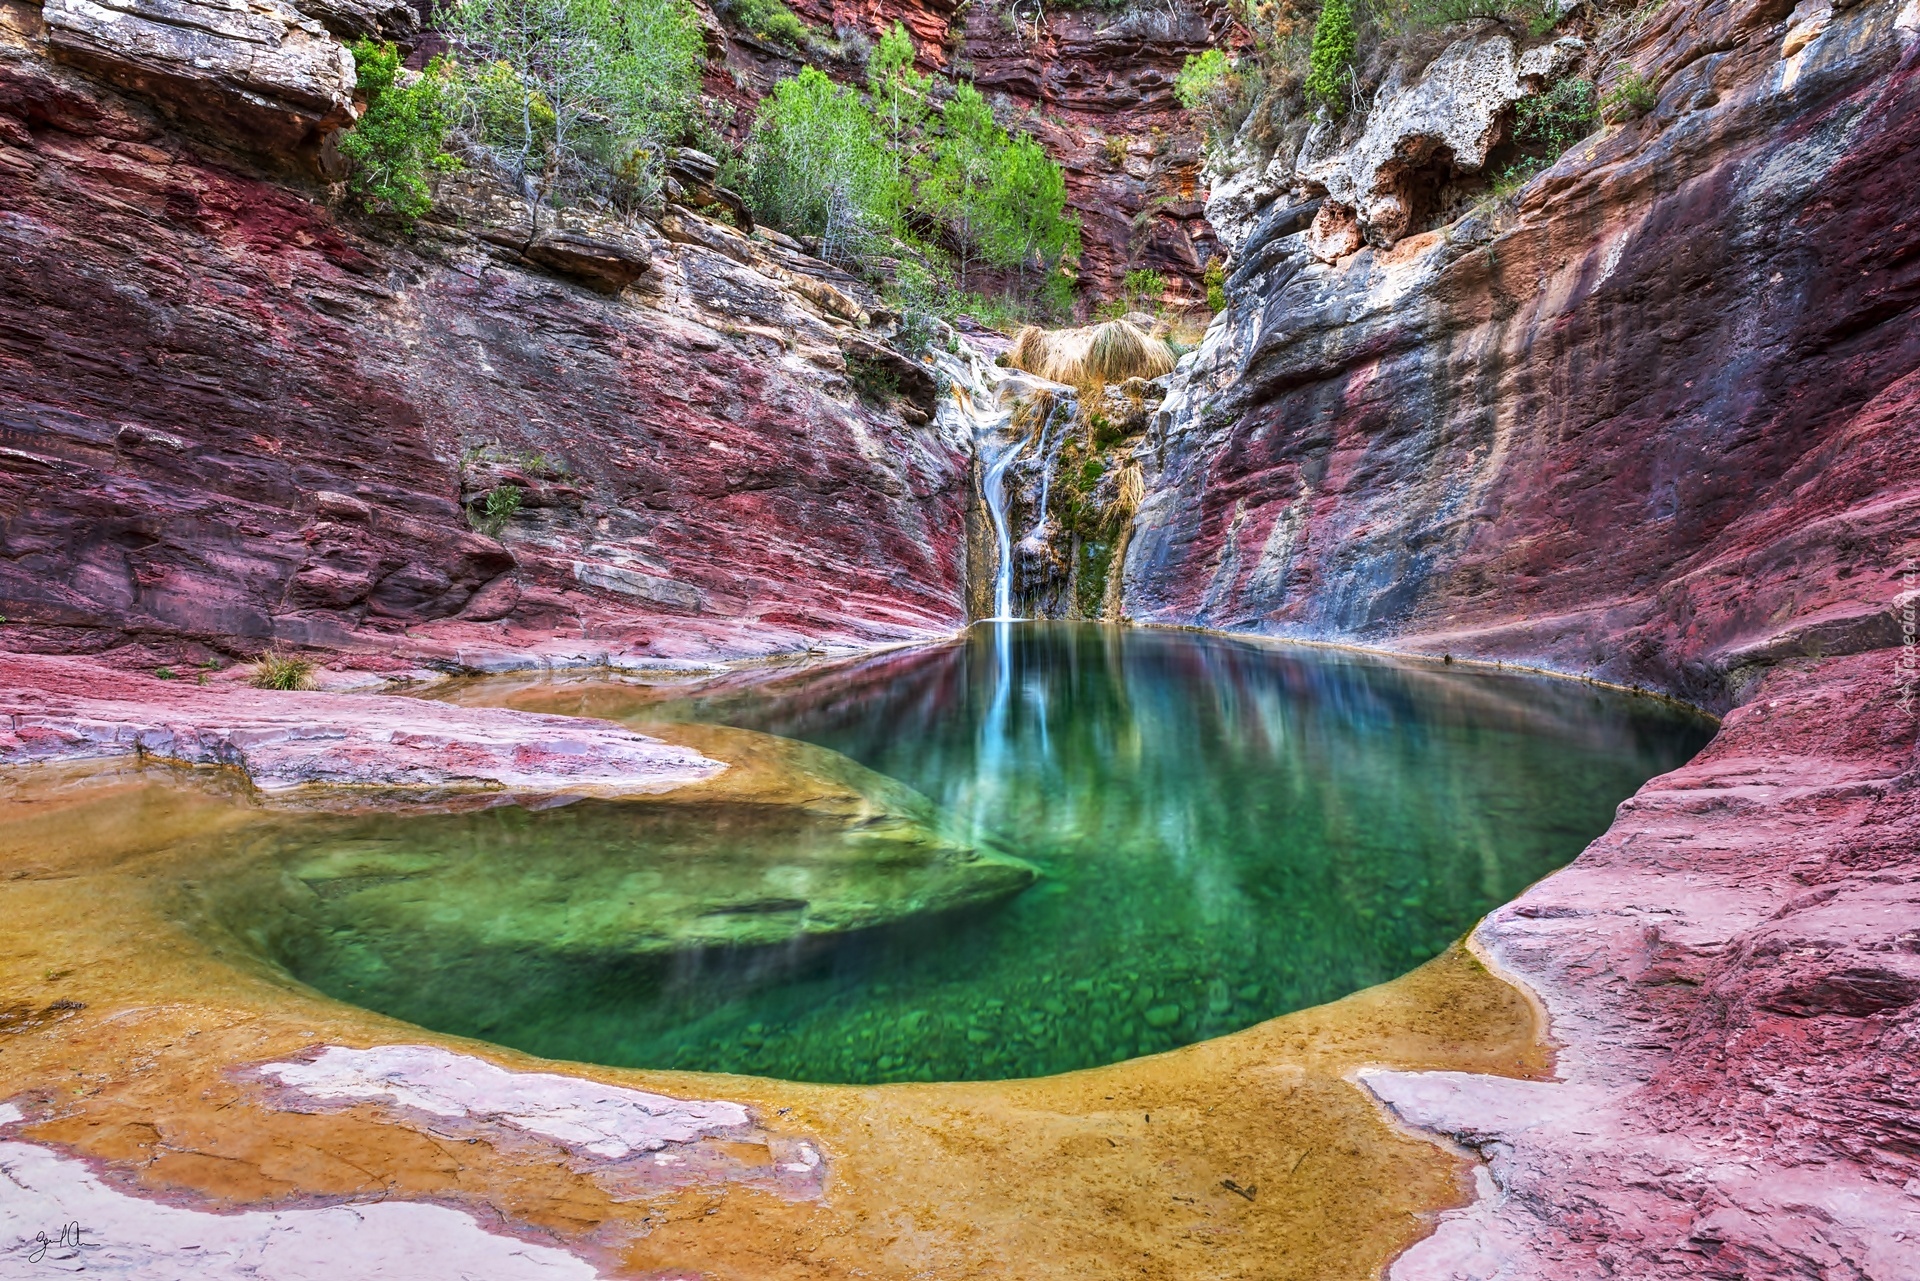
214, 624, 1714, 1083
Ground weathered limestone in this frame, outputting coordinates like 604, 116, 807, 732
41, 0, 355, 152
1294, 32, 1587, 252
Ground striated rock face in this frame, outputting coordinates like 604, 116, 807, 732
41, 0, 357, 156
1367, 651, 1920, 1280
0, 1, 971, 670
1113, 0, 1920, 1272
1128, 0, 1920, 709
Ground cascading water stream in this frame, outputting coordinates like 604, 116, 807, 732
1022, 396, 1074, 550
980, 435, 1029, 622
930, 345, 1081, 625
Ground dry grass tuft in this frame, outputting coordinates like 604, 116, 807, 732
250, 651, 316, 691
1010, 388, 1067, 440
1007, 320, 1176, 392
1116, 461, 1146, 515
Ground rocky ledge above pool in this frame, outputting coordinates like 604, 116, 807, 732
0, 651, 724, 802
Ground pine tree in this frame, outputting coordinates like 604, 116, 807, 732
1304, 0, 1357, 114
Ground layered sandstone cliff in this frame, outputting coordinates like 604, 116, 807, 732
1125, 0, 1919, 710
0, 0, 972, 671
1107, 1, 1920, 1273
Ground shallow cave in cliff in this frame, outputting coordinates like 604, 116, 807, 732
1371, 138, 1463, 244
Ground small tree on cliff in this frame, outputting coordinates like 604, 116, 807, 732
446, 0, 703, 220
867, 21, 929, 154
920, 82, 1076, 298
1304, 0, 1357, 114
744, 67, 901, 261
339, 41, 460, 225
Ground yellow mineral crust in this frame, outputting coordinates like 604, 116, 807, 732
0, 760, 1551, 1280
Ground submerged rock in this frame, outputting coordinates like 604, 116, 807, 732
194, 722, 1037, 981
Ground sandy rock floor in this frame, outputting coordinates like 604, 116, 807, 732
0, 753, 1546, 1279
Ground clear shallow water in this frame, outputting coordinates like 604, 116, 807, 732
216, 625, 1713, 1083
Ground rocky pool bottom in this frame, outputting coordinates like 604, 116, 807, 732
303, 624, 1710, 1085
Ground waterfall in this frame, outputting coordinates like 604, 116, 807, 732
930, 343, 1076, 624
1022, 395, 1074, 547
981, 434, 1029, 620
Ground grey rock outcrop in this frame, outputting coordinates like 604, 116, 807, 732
1205, 30, 1587, 257
1296, 32, 1586, 250
42, 0, 356, 153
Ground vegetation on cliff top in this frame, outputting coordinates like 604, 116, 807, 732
445, 0, 704, 213
339, 42, 460, 223
1304, 0, 1357, 111
336, 13, 1078, 329
740, 23, 1079, 321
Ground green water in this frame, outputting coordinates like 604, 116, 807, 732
215, 624, 1713, 1083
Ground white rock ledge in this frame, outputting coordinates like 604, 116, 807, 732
0, 1134, 598, 1279
258, 1044, 753, 1160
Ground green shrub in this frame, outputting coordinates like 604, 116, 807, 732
1122, 267, 1167, 311
251, 652, 316, 691
921, 83, 1079, 293
1368, 0, 1558, 38
1601, 64, 1658, 121
867, 21, 927, 150
1203, 257, 1226, 311
446, 0, 704, 214
1175, 49, 1232, 110
726, 0, 808, 46
340, 42, 459, 224
1304, 0, 1357, 112
745, 67, 901, 261
1515, 77, 1598, 154
887, 257, 949, 354
154, 666, 177, 681
469, 484, 523, 538
845, 353, 901, 404
744, 50, 1078, 313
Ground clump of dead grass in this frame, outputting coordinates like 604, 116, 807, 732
1007, 320, 1176, 393
250, 651, 316, 691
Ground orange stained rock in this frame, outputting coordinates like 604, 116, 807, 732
0, 760, 1551, 1280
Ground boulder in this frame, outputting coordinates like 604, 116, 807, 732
43, 0, 356, 156
199, 721, 1039, 968
523, 226, 653, 294
291, 0, 417, 40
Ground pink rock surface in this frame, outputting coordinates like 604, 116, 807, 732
1362, 651, 1920, 1278
0, 651, 722, 799
0, 38, 970, 674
